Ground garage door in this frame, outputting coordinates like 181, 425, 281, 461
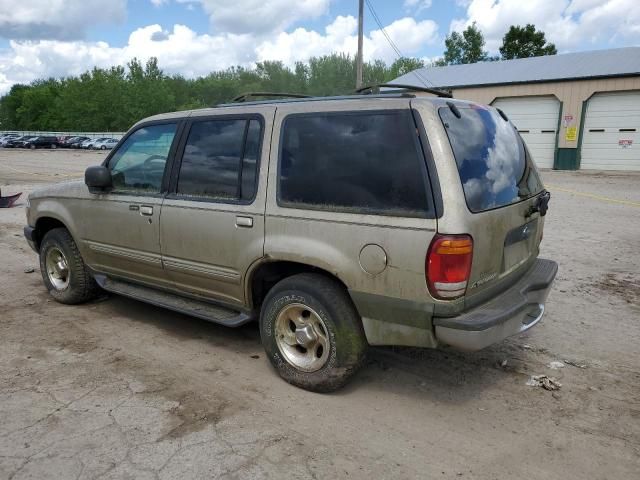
493, 96, 560, 169
580, 91, 640, 171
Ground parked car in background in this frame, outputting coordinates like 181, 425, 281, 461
67, 137, 91, 148
81, 138, 109, 149
5, 136, 37, 148
0, 134, 21, 146
92, 138, 119, 150
59, 136, 79, 148
26, 136, 60, 149
79, 139, 96, 149
56, 136, 74, 146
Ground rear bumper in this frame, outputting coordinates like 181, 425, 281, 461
433, 258, 558, 351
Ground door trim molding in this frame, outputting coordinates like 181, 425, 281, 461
162, 256, 241, 284
86, 241, 162, 266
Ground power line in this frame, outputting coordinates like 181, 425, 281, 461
363, 0, 435, 88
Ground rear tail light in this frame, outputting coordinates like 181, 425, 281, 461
426, 234, 473, 300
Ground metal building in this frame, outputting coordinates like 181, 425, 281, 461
393, 47, 640, 171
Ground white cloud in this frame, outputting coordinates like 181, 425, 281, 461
178, 0, 330, 34
257, 15, 439, 65
0, 24, 255, 93
0, 13, 440, 94
0, 0, 126, 40
451, 0, 640, 52
403, 0, 432, 13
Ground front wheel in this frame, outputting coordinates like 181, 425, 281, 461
39, 228, 99, 304
260, 273, 368, 392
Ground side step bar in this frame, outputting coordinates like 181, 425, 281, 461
94, 275, 253, 327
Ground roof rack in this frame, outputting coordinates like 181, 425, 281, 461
356, 83, 453, 98
232, 92, 312, 103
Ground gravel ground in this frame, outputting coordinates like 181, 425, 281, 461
1, 149, 639, 480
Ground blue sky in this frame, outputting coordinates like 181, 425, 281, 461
83, 1, 459, 49
0, 1, 638, 93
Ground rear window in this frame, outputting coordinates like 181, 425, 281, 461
278, 111, 432, 217
439, 105, 544, 212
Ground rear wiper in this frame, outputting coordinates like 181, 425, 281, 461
526, 190, 551, 217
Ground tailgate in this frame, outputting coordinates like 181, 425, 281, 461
434, 101, 550, 308
463, 195, 547, 305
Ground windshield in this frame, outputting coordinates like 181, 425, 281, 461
439, 104, 544, 212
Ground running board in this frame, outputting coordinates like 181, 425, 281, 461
94, 275, 252, 327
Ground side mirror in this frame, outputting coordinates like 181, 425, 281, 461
85, 166, 112, 193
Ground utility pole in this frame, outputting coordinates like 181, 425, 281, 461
356, 0, 364, 89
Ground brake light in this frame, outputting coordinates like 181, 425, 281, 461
426, 234, 473, 299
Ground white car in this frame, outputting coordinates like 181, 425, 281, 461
92, 138, 119, 150
0, 134, 20, 146
80, 138, 102, 149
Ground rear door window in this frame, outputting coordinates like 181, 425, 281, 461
278, 110, 432, 217
439, 105, 544, 212
176, 118, 262, 202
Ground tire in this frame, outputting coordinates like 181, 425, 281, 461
30, 144, 36, 150
51, 144, 57, 149
260, 273, 367, 392
100, 145, 106, 150
39, 228, 99, 304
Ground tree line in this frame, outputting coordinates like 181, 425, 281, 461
0, 55, 425, 132
0, 23, 556, 132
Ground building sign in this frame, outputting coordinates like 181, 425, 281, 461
563, 114, 574, 127
565, 126, 577, 141
619, 139, 633, 148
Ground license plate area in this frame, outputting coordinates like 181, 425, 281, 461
503, 218, 538, 272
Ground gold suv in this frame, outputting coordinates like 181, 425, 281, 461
25, 89, 557, 391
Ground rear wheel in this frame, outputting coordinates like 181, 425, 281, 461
260, 273, 368, 392
39, 228, 99, 304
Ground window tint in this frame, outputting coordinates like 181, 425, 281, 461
177, 118, 261, 202
439, 105, 544, 212
279, 111, 430, 217
109, 123, 177, 193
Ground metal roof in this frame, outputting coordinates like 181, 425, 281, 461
393, 47, 640, 89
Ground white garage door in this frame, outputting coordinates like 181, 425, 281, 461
493, 96, 560, 169
581, 91, 640, 171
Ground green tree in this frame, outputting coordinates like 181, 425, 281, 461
306, 53, 356, 96
387, 57, 425, 81
122, 58, 175, 127
0, 84, 28, 130
441, 22, 488, 65
15, 79, 61, 130
0, 54, 436, 131
499, 24, 557, 60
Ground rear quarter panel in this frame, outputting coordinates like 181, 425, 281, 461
264, 98, 439, 346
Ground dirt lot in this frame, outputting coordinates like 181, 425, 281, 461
1, 149, 639, 480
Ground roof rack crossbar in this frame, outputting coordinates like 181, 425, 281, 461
232, 92, 312, 103
356, 83, 453, 98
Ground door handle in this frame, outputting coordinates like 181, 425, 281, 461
140, 205, 153, 216
236, 216, 253, 228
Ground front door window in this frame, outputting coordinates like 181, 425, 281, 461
109, 123, 177, 193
